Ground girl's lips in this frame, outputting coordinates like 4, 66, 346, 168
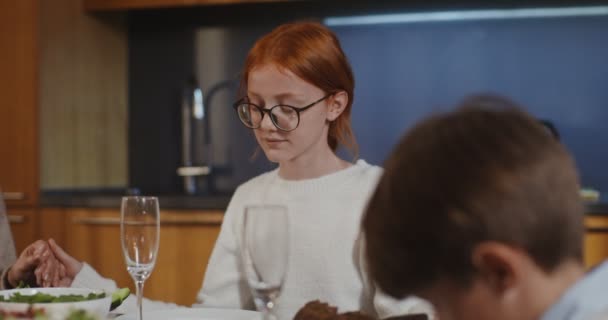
264, 138, 287, 147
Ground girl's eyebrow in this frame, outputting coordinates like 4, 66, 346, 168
247, 91, 305, 102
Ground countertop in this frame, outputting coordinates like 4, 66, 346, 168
40, 189, 608, 215
40, 189, 231, 210
585, 202, 608, 216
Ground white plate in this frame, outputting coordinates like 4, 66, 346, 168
115, 307, 261, 320
0, 287, 111, 320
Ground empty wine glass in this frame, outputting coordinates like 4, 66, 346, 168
121, 196, 160, 320
242, 205, 289, 320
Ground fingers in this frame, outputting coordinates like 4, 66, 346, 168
57, 276, 72, 287
48, 239, 71, 263
48, 238, 83, 277
52, 263, 67, 287
11, 240, 57, 287
36, 256, 66, 288
47, 258, 60, 288
34, 261, 49, 287
30, 240, 50, 257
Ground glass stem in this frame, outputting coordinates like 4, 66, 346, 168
263, 311, 276, 320
136, 280, 145, 320
262, 301, 277, 320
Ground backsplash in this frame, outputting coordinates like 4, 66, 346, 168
127, 4, 608, 195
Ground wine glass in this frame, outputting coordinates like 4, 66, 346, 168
242, 205, 289, 320
121, 196, 160, 320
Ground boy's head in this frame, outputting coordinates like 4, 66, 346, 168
363, 95, 585, 320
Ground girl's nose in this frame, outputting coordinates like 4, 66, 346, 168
259, 111, 277, 131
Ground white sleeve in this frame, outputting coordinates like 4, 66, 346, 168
373, 292, 435, 319
355, 233, 436, 319
71, 263, 181, 313
194, 188, 253, 310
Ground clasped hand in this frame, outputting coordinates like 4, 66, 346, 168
7, 239, 83, 288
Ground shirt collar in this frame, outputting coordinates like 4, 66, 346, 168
541, 260, 608, 320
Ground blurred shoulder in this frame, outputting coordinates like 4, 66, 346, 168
352, 159, 384, 184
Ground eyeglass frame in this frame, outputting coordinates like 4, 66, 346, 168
232, 93, 333, 132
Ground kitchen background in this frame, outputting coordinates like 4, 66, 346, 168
2, 0, 607, 307
126, 2, 608, 196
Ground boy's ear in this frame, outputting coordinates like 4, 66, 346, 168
326, 91, 348, 122
471, 242, 523, 295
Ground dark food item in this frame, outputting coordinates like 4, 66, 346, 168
293, 300, 428, 320
293, 300, 338, 320
384, 315, 429, 320
335, 311, 375, 319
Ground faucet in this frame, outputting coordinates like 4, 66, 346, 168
177, 76, 237, 195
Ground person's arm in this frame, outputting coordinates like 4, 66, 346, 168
49, 239, 180, 312
194, 187, 253, 310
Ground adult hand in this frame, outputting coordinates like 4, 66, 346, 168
35, 255, 66, 287
8, 240, 53, 288
47, 238, 83, 287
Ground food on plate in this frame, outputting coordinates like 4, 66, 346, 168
0, 288, 111, 320
293, 300, 429, 320
110, 288, 130, 311
293, 300, 373, 320
293, 300, 337, 320
0, 308, 99, 320
0, 292, 105, 304
334, 311, 375, 319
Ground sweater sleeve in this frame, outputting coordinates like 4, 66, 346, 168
0, 267, 11, 290
194, 186, 253, 310
71, 263, 181, 313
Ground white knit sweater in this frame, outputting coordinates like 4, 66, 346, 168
196, 160, 432, 319
70, 160, 433, 318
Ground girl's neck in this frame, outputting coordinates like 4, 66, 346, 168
278, 148, 351, 181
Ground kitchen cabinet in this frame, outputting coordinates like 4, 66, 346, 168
0, 0, 39, 207
584, 215, 608, 269
84, 0, 294, 11
39, 207, 222, 306
7, 209, 38, 254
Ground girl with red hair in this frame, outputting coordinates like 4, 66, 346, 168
198, 21, 432, 319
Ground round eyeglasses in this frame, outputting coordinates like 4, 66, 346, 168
233, 94, 332, 132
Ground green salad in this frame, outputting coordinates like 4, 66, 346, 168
0, 309, 99, 320
0, 292, 106, 304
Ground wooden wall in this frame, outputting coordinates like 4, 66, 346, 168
39, 0, 128, 189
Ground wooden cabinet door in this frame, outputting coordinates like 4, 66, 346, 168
0, 0, 39, 207
62, 208, 134, 293
39, 207, 222, 306
7, 208, 37, 254
584, 216, 608, 269
149, 210, 222, 306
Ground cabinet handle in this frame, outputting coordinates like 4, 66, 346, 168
2, 192, 26, 200
586, 227, 608, 233
72, 217, 121, 226
7, 215, 26, 224
73, 215, 223, 226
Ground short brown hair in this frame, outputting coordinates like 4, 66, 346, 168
363, 95, 584, 298
241, 21, 358, 156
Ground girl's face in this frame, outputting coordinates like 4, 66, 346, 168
247, 64, 334, 165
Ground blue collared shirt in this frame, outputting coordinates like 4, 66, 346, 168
541, 261, 608, 320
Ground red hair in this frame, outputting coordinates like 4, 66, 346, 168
241, 21, 358, 157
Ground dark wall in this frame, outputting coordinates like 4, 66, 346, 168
333, 15, 608, 191
128, 25, 195, 194
128, 1, 608, 195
